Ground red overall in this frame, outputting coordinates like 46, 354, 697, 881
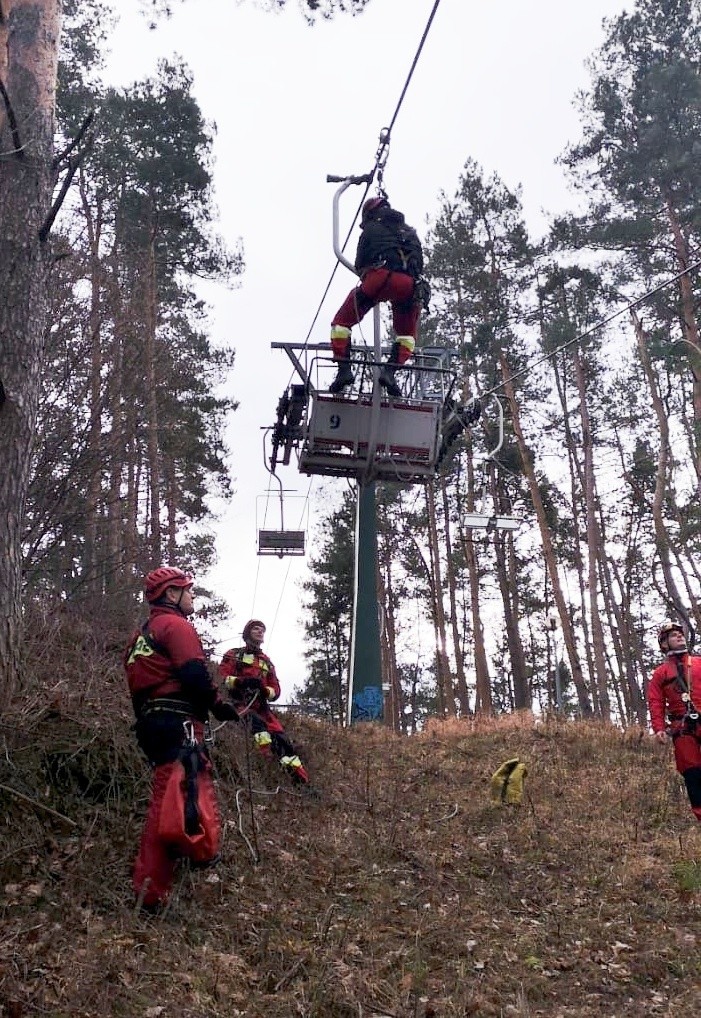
331, 268, 419, 365
648, 652, 701, 823
125, 606, 235, 907
219, 646, 310, 785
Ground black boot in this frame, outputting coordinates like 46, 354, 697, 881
379, 341, 403, 398
329, 338, 354, 393
378, 363, 401, 398
329, 360, 354, 393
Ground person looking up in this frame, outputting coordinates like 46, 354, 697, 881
219, 619, 310, 786
648, 620, 701, 825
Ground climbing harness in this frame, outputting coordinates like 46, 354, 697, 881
672, 656, 701, 730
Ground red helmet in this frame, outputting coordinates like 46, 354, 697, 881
144, 566, 193, 603
243, 619, 266, 643
658, 620, 684, 648
362, 196, 389, 222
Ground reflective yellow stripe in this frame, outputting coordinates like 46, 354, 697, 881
331, 325, 352, 341
280, 755, 302, 770
254, 731, 272, 748
396, 335, 415, 354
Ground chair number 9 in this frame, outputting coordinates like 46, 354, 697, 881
329, 414, 341, 430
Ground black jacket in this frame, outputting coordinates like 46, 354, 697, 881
355, 207, 423, 278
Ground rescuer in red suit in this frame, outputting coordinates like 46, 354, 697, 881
124, 567, 238, 910
219, 619, 310, 785
328, 196, 425, 399
648, 620, 701, 824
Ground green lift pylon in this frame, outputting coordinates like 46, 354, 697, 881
268, 174, 481, 727
347, 478, 384, 723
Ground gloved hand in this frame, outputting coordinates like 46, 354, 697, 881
227, 677, 264, 702
211, 698, 240, 722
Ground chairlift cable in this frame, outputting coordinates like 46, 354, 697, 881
481, 257, 701, 399
294, 0, 444, 361
251, 474, 315, 640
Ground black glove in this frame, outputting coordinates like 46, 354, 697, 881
210, 698, 240, 722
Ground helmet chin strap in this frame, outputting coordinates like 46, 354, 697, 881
667, 644, 688, 656
171, 587, 190, 616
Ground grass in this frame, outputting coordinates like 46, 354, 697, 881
1, 694, 701, 1017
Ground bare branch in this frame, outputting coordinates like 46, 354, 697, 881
52, 109, 95, 171
39, 122, 95, 242
0, 78, 24, 159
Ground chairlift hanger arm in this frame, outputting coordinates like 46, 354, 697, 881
326, 173, 374, 273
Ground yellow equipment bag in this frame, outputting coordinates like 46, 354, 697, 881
490, 757, 527, 805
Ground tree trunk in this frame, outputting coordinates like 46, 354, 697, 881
572, 345, 611, 719
378, 557, 402, 733
0, 0, 61, 699
425, 483, 455, 716
663, 189, 701, 480
81, 182, 104, 601
143, 232, 161, 562
440, 475, 471, 715
500, 351, 592, 714
630, 311, 690, 621
493, 522, 530, 709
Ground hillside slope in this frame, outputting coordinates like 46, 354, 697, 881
1, 705, 700, 1017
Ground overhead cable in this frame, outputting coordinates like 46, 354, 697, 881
301, 0, 443, 348
483, 257, 701, 398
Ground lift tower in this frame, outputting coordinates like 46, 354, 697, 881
267, 177, 505, 724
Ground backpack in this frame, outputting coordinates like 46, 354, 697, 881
393, 223, 423, 278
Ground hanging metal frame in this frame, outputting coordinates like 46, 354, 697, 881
464, 395, 520, 532
257, 429, 306, 557
269, 175, 460, 485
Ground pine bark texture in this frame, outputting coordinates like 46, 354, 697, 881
0, 0, 61, 698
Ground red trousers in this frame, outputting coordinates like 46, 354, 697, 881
332, 268, 419, 350
133, 759, 221, 907
235, 698, 310, 784
672, 731, 701, 823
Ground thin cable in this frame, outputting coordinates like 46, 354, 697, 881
299, 0, 443, 351
483, 257, 701, 398
377, 0, 442, 168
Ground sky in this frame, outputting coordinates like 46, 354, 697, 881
103, 0, 630, 699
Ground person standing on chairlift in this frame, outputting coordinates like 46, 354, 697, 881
648, 620, 701, 825
329, 196, 427, 399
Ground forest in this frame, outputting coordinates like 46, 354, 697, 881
1, 0, 700, 733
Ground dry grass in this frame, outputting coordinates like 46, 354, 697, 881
2, 693, 701, 1017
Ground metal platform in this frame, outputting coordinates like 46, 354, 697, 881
299, 393, 441, 482
269, 343, 461, 484
257, 529, 306, 556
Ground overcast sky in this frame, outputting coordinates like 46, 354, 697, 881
104, 0, 629, 698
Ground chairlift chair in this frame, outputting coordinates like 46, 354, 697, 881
266, 176, 481, 487
464, 395, 520, 532
256, 432, 306, 558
